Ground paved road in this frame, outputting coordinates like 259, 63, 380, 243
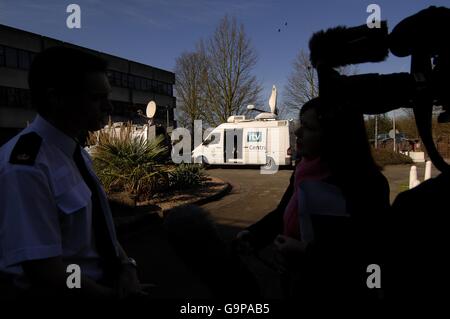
201, 167, 292, 241
203, 167, 292, 226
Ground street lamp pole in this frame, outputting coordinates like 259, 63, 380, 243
393, 110, 396, 152
166, 105, 171, 128
374, 115, 378, 149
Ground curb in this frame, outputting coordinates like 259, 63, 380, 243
188, 180, 232, 207
115, 177, 232, 238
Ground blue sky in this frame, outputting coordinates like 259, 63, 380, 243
1, 0, 448, 110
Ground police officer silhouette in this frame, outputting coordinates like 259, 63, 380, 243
0, 46, 144, 299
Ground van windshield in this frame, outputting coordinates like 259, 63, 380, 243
204, 133, 220, 145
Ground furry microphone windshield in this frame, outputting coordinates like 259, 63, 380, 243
309, 21, 389, 68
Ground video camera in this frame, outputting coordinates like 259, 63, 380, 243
309, 6, 450, 174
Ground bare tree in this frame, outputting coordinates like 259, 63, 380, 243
396, 108, 450, 139
201, 16, 262, 127
365, 113, 394, 140
396, 108, 419, 139
284, 50, 358, 118
174, 49, 208, 133
284, 50, 317, 116
275, 102, 290, 120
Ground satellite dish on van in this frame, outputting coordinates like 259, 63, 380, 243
146, 101, 157, 119
269, 85, 277, 114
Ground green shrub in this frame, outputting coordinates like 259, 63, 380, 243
372, 148, 413, 167
89, 124, 170, 201
169, 164, 207, 190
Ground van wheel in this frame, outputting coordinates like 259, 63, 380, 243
264, 156, 276, 171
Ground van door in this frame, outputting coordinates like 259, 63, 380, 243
224, 128, 243, 164
244, 128, 267, 164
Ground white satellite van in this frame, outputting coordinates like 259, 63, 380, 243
192, 85, 296, 168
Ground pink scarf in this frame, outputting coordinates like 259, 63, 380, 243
283, 157, 330, 239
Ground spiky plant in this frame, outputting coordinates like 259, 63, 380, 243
89, 121, 171, 201
168, 163, 207, 190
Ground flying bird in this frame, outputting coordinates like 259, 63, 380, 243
277, 21, 288, 32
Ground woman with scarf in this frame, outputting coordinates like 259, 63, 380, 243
235, 97, 390, 301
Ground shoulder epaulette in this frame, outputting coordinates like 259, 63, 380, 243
9, 132, 42, 165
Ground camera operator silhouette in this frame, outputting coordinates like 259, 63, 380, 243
235, 5, 450, 303
385, 6, 450, 302
308, 6, 450, 302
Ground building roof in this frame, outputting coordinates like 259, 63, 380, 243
0, 23, 174, 80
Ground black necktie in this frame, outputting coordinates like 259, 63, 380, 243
73, 145, 120, 281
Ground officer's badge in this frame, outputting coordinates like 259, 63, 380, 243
9, 132, 42, 165
16, 153, 30, 161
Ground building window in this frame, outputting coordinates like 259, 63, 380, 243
150, 80, 157, 93
136, 77, 143, 90
128, 75, 135, 89
143, 79, 150, 91
0, 86, 7, 107
19, 89, 31, 108
5, 47, 18, 68
6, 87, 19, 108
29, 52, 36, 66
0, 47, 35, 70
18, 50, 31, 69
139, 77, 146, 91
107, 70, 114, 84
114, 72, 121, 86
0, 46, 5, 67
105, 69, 173, 96
121, 72, 128, 87
0, 86, 32, 109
